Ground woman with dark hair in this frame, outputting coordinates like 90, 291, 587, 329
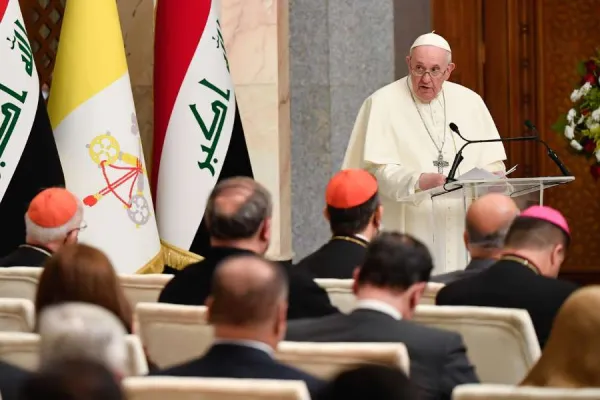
35, 244, 132, 332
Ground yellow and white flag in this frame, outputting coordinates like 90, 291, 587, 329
48, 0, 162, 273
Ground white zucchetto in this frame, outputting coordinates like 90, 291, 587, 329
410, 32, 451, 53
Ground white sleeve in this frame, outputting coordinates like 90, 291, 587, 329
366, 163, 421, 201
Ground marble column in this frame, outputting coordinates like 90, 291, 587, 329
221, 0, 293, 261
116, 0, 155, 172
290, 0, 430, 260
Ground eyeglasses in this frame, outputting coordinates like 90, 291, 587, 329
410, 64, 448, 77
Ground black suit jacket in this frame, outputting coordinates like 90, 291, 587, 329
152, 343, 325, 398
0, 360, 30, 400
295, 236, 368, 279
430, 258, 496, 284
286, 309, 478, 400
0, 245, 51, 267
436, 259, 578, 348
158, 246, 339, 320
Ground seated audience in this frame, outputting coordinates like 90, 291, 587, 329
286, 232, 479, 400
159, 176, 338, 319
35, 243, 132, 332
19, 359, 124, 400
431, 193, 519, 284
37, 302, 129, 380
296, 169, 382, 279
0, 359, 30, 400
153, 254, 325, 398
521, 286, 600, 388
436, 205, 578, 348
317, 364, 416, 400
0, 188, 83, 267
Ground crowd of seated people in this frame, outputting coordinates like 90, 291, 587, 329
0, 169, 594, 400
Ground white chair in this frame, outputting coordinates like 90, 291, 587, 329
453, 384, 600, 400
314, 279, 355, 313
421, 282, 444, 305
124, 376, 310, 400
414, 305, 540, 384
134, 302, 211, 369
0, 267, 42, 302
0, 298, 35, 332
119, 274, 173, 308
276, 341, 410, 378
0, 332, 148, 376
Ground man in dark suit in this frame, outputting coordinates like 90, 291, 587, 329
431, 193, 519, 284
286, 232, 479, 400
158, 177, 338, 320
436, 205, 578, 348
154, 254, 325, 398
0, 187, 84, 267
0, 360, 30, 400
295, 169, 381, 279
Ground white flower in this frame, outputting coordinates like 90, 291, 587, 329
592, 108, 600, 122
564, 125, 575, 139
590, 123, 600, 131
567, 108, 577, 122
595, 150, 600, 163
571, 89, 582, 102
578, 115, 585, 124
571, 140, 583, 151
581, 82, 593, 95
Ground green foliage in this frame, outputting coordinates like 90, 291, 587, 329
577, 61, 587, 76
552, 114, 568, 133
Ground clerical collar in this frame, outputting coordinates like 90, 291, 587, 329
355, 299, 402, 320
19, 244, 52, 257
331, 235, 368, 248
501, 254, 540, 275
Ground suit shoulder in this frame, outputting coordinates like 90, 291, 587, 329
401, 319, 462, 343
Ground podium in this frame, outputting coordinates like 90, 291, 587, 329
398, 176, 575, 275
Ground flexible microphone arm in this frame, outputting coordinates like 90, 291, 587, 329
524, 120, 571, 177
445, 123, 538, 183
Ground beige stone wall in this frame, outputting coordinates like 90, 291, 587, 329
118, 0, 292, 260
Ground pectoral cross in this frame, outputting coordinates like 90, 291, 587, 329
433, 152, 449, 174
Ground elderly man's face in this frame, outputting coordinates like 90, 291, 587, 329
406, 46, 455, 103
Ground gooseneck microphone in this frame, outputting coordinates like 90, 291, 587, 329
445, 123, 538, 183
524, 120, 571, 177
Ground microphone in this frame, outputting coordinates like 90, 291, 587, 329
524, 120, 571, 177
445, 123, 538, 183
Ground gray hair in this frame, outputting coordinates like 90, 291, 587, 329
25, 200, 84, 244
409, 48, 452, 64
205, 177, 272, 240
466, 222, 510, 249
37, 302, 128, 375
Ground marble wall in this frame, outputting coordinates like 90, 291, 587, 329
290, 0, 430, 260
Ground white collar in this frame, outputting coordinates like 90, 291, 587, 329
355, 299, 402, 320
355, 234, 369, 242
212, 338, 274, 357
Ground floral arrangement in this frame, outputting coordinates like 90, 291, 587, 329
553, 50, 600, 178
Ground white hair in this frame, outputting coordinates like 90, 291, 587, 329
409, 47, 452, 64
24, 199, 84, 244
37, 302, 128, 376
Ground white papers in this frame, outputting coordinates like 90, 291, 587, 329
456, 165, 518, 181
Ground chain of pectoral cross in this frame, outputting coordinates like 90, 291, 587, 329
406, 79, 449, 174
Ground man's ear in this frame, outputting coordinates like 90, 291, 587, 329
407, 282, 427, 311
446, 62, 456, 80
205, 296, 214, 322
405, 55, 411, 68
375, 205, 383, 225
260, 217, 272, 242
352, 267, 361, 295
463, 231, 469, 248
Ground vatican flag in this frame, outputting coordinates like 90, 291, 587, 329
48, 0, 162, 273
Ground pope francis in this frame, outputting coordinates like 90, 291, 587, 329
342, 32, 507, 275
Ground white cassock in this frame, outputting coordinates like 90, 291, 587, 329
342, 76, 507, 274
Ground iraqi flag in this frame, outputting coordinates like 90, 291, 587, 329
153, 0, 253, 269
0, 0, 64, 257
47, 0, 162, 273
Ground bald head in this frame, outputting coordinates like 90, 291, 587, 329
205, 177, 272, 240
465, 194, 519, 250
208, 254, 288, 327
